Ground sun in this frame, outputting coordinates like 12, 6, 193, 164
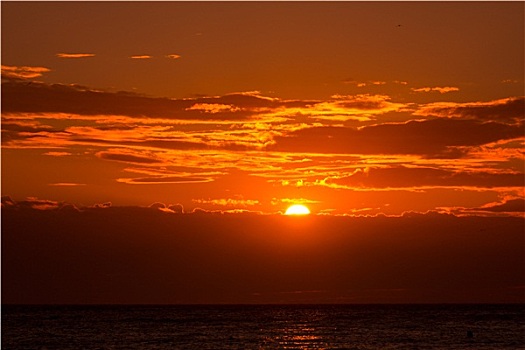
285, 204, 311, 215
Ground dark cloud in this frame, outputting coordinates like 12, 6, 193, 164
96, 151, 161, 164
148, 202, 185, 213
149, 202, 166, 209
168, 203, 184, 213
270, 119, 523, 157
2, 205, 523, 304
92, 202, 112, 209
417, 97, 525, 124
1, 196, 77, 211
328, 166, 524, 189
1, 195, 16, 207
1, 81, 306, 121
71, 138, 209, 152
477, 199, 525, 213
1, 120, 59, 143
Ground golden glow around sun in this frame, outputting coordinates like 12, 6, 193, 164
285, 204, 311, 215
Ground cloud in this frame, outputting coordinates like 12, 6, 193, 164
149, 202, 184, 213
166, 54, 181, 59
186, 103, 241, 114
439, 198, 525, 217
92, 201, 112, 208
326, 166, 524, 189
476, 198, 525, 213
330, 94, 406, 112
272, 198, 321, 205
1, 196, 16, 207
411, 86, 459, 94
270, 119, 523, 158
1, 119, 56, 143
96, 151, 161, 164
2, 196, 63, 210
2, 80, 408, 130
48, 183, 86, 187
192, 197, 260, 207
56, 53, 95, 58
130, 55, 152, 59
117, 176, 214, 184
343, 80, 387, 87
415, 97, 525, 124
168, 203, 184, 213
274, 94, 408, 123
1, 80, 281, 121
44, 151, 72, 157
1, 65, 50, 80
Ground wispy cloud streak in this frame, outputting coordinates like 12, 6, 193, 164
56, 53, 95, 58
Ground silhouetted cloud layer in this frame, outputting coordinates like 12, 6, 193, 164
2, 204, 523, 304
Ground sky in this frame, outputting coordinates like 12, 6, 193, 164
1, 1, 524, 304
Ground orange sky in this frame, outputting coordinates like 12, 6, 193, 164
2, 1, 523, 216
1, 2, 524, 304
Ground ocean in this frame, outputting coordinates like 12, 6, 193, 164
2, 304, 524, 349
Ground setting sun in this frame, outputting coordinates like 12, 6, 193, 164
285, 204, 311, 215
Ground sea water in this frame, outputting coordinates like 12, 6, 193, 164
2, 304, 524, 349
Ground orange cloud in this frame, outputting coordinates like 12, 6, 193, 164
272, 198, 321, 205
48, 183, 86, 186
344, 80, 387, 87
130, 55, 152, 59
192, 198, 260, 207
166, 54, 181, 59
56, 53, 95, 58
1, 65, 50, 79
117, 176, 214, 184
411, 86, 459, 93
186, 103, 241, 114
330, 94, 406, 113
477, 198, 525, 213
43, 151, 72, 157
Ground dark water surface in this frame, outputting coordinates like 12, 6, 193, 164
2, 304, 524, 349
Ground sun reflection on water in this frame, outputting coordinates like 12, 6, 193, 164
265, 319, 332, 349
